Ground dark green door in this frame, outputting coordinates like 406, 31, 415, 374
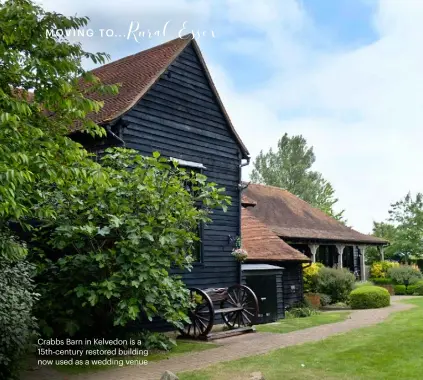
245, 274, 278, 324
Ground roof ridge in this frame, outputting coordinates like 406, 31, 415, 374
247, 182, 338, 220
90, 34, 193, 74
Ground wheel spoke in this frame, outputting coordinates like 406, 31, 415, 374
242, 311, 252, 324
227, 293, 238, 305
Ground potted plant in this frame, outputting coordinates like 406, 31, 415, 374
231, 237, 248, 262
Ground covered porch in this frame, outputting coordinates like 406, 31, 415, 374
289, 242, 386, 281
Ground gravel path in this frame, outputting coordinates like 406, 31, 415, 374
21, 296, 417, 380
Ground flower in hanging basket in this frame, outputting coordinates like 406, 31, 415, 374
231, 248, 248, 262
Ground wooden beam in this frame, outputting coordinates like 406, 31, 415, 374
308, 244, 319, 263
335, 244, 345, 269
358, 245, 367, 281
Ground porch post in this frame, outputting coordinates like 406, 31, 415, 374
378, 246, 385, 261
358, 245, 367, 281
335, 244, 345, 268
308, 244, 319, 263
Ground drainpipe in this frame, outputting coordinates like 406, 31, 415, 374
238, 156, 250, 284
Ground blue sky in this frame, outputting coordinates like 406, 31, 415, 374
39, 0, 423, 233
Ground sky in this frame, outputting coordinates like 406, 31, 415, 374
38, 0, 423, 234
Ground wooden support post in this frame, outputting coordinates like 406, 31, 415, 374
378, 246, 385, 261
335, 244, 345, 269
358, 245, 367, 281
308, 244, 319, 263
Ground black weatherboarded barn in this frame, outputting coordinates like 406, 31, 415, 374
72, 34, 250, 293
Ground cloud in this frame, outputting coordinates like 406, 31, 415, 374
37, 0, 423, 234
211, 0, 423, 233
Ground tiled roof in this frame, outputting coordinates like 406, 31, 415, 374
74, 36, 190, 131
243, 183, 388, 245
242, 207, 310, 262
75, 35, 249, 157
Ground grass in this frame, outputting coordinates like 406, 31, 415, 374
256, 312, 350, 334
179, 298, 423, 380
52, 340, 217, 374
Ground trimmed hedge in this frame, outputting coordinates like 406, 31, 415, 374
395, 280, 423, 295
349, 286, 390, 309
411, 281, 423, 295
371, 277, 394, 285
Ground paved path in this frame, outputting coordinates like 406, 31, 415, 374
22, 296, 417, 380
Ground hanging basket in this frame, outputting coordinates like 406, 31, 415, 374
231, 248, 248, 262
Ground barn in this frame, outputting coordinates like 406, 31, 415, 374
72, 34, 261, 338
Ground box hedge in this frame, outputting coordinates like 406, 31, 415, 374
349, 286, 390, 309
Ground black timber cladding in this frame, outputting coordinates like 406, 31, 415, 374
119, 42, 242, 289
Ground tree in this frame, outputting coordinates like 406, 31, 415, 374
366, 221, 398, 264
1, 1, 116, 377
31, 149, 229, 339
250, 133, 344, 220
0, 0, 229, 376
388, 192, 423, 263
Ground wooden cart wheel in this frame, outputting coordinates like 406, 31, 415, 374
181, 288, 214, 338
221, 285, 259, 328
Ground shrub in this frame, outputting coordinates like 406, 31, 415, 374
393, 285, 409, 295
350, 286, 390, 309
316, 267, 356, 303
388, 265, 422, 285
302, 263, 324, 293
0, 260, 38, 380
370, 261, 399, 278
394, 280, 423, 295
371, 277, 394, 285
286, 307, 319, 318
319, 293, 332, 306
410, 281, 423, 295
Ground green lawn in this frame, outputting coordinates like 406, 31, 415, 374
256, 312, 350, 334
179, 298, 423, 380
53, 340, 217, 374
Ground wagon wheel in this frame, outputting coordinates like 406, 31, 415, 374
221, 285, 259, 329
180, 288, 214, 338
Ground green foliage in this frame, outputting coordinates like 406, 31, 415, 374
409, 281, 423, 296
31, 149, 230, 338
0, 0, 119, 261
371, 277, 394, 285
0, 260, 38, 380
387, 265, 422, 285
124, 331, 176, 351
393, 285, 410, 295
315, 267, 356, 303
250, 133, 345, 221
349, 286, 390, 309
302, 262, 323, 293
369, 261, 399, 278
319, 293, 332, 306
393, 280, 423, 295
0, 1, 120, 377
388, 193, 423, 263
286, 306, 319, 318
366, 223, 397, 264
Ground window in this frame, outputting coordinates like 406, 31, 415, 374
170, 158, 206, 263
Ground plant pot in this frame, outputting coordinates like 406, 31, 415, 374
377, 284, 394, 295
304, 293, 321, 308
